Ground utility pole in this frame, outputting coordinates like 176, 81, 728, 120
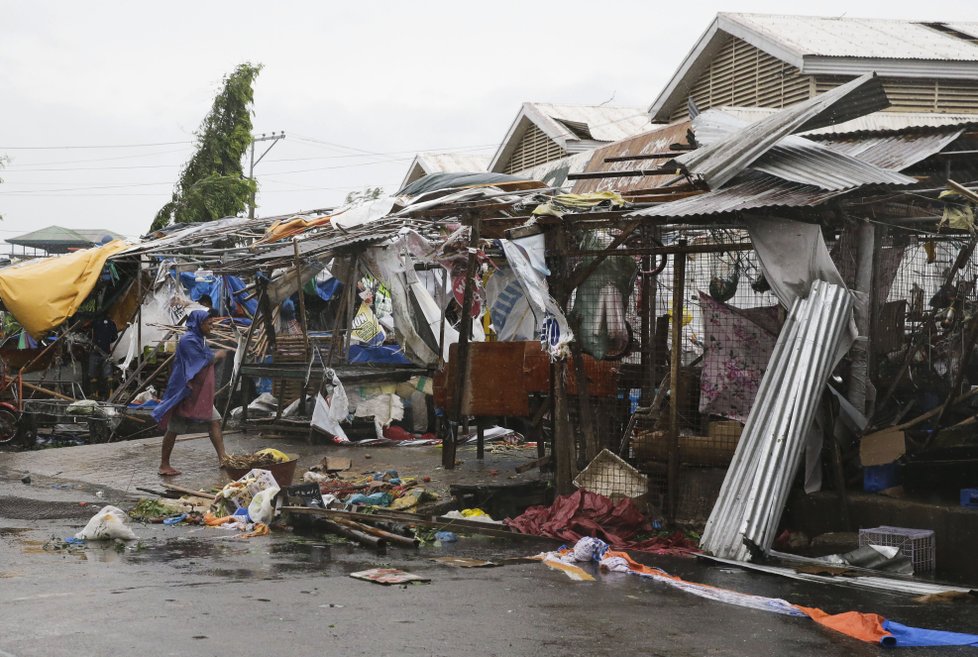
248, 131, 286, 219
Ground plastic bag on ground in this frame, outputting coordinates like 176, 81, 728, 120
247, 486, 280, 525
75, 505, 138, 541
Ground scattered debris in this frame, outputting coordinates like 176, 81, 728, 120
349, 568, 430, 585
432, 557, 499, 568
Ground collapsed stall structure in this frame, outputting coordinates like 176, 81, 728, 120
1, 70, 978, 578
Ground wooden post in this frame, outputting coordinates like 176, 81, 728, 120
444, 214, 480, 470
222, 284, 265, 430
848, 221, 875, 416
667, 246, 686, 524
326, 256, 357, 368
292, 238, 311, 360
553, 360, 576, 494
136, 256, 143, 363
641, 226, 659, 405
570, 335, 599, 463
437, 268, 448, 365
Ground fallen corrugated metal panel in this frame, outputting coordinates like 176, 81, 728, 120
751, 140, 913, 190
818, 129, 965, 171
700, 553, 973, 597
700, 280, 853, 562
676, 73, 890, 189
694, 109, 966, 178
628, 173, 845, 218
571, 121, 692, 194
689, 108, 930, 189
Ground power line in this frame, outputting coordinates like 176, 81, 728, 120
1, 181, 172, 193
2, 147, 191, 168
0, 140, 193, 150
1, 144, 494, 173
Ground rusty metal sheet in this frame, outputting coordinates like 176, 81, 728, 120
435, 341, 621, 414
522, 342, 619, 397
437, 342, 530, 416
571, 121, 692, 195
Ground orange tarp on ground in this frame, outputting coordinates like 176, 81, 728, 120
796, 606, 890, 644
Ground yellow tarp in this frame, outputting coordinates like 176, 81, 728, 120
0, 240, 130, 337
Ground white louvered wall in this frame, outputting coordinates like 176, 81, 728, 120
503, 123, 567, 174
670, 35, 812, 123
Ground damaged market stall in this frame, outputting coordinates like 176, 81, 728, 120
565, 72, 978, 579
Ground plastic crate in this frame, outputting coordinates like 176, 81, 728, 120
863, 463, 901, 492
858, 526, 935, 574
961, 488, 978, 509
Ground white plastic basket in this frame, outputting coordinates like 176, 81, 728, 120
858, 525, 935, 574
573, 449, 648, 499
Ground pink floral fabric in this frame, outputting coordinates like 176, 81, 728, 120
698, 293, 781, 422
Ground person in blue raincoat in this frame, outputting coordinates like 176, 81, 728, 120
152, 309, 228, 476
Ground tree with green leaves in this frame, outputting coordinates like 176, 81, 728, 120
150, 63, 262, 232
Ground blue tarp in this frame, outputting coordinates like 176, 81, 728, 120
348, 344, 412, 365
178, 272, 258, 317
882, 620, 978, 648
308, 276, 342, 302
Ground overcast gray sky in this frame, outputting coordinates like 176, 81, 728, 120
1, 0, 975, 240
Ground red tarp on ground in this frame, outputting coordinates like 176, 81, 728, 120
505, 489, 698, 556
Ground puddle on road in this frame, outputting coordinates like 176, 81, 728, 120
0, 527, 31, 536
126, 536, 251, 564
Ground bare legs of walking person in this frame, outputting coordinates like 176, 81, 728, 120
209, 420, 227, 466
159, 431, 181, 476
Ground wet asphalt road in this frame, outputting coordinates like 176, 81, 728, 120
2, 512, 978, 657
3, 436, 978, 656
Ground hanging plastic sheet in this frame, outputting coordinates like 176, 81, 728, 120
500, 236, 573, 359
567, 231, 637, 360
361, 232, 457, 365
311, 392, 349, 443
486, 268, 537, 341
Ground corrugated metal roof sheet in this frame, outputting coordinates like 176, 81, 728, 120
723, 13, 978, 61
676, 73, 889, 189
628, 173, 846, 218
690, 108, 928, 190
945, 23, 978, 40
413, 152, 490, 174
489, 103, 650, 173
819, 129, 964, 170
708, 106, 978, 136
526, 103, 651, 143
749, 140, 915, 190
